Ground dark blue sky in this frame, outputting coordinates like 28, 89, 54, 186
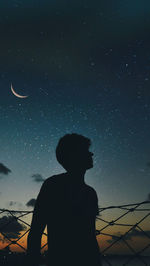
0, 0, 150, 210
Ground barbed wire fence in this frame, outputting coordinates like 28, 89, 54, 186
0, 201, 150, 265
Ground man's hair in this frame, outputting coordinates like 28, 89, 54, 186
56, 133, 91, 170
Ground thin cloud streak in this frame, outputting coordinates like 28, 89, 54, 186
31, 173, 45, 183
26, 198, 36, 207
0, 163, 11, 177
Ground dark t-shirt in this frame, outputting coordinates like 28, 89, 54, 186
30, 173, 101, 266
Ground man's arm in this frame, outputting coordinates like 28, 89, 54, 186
27, 180, 48, 264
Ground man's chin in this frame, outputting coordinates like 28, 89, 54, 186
87, 163, 93, 169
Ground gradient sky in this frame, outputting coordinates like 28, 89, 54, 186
0, 0, 150, 214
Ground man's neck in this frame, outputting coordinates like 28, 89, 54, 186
66, 170, 86, 184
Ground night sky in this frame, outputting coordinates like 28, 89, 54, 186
0, 0, 150, 213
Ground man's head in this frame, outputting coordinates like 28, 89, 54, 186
56, 133, 93, 172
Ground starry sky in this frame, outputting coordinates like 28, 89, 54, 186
0, 0, 150, 214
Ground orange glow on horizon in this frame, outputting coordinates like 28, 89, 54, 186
0, 230, 149, 256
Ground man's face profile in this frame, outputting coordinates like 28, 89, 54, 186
76, 148, 94, 171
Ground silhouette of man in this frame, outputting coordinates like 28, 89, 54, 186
27, 133, 102, 266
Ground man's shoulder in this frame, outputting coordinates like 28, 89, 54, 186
40, 173, 67, 199
43, 173, 66, 186
85, 184, 98, 199
85, 183, 97, 193
85, 184, 99, 214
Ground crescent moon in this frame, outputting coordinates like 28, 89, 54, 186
11, 84, 28, 99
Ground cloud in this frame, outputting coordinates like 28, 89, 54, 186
9, 201, 17, 207
26, 198, 36, 207
6, 201, 23, 209
129, 229, 150, 238
107, 229, 150, 243
0, 163, 11, 177
31, 173, 45, 182
0, 215, 27, 242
